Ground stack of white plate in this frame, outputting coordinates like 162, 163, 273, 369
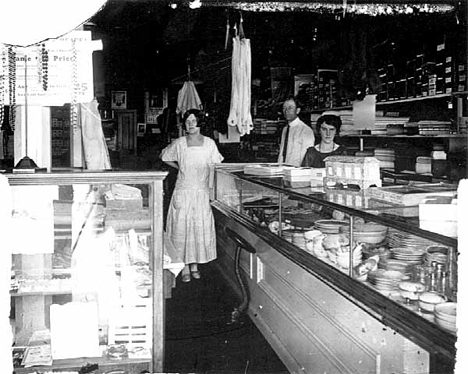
367, 269, 408, 291
390, 247, 426, 265
374, 148, 395, 170
434, 302, 457, 334
378, 258, 410, 274
388, 229, 438, 251
340, 223, 388, 244
315, 219, 348, 234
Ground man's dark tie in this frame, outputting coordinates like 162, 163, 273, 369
282, 125, 290, 162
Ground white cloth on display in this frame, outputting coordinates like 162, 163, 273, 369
227, 35, 253, 136
277, 117, 315, 166
176, 81, 203, 115
161, 136, 223, 265
80, 99, 111, 170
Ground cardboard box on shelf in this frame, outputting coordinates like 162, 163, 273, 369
419, 195, 458, 237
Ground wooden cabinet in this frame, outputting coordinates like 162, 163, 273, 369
5, 171, 167, 373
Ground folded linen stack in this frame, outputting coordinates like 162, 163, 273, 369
373, 148, 395, 170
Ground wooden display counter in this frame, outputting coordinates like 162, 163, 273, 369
213, 205, 436, 374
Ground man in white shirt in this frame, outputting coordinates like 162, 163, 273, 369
278, 97, 315, 166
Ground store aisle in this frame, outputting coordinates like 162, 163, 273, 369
164, 261, 289, 374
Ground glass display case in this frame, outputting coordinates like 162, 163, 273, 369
5, 171, 167, 374
213, 164, 458, 373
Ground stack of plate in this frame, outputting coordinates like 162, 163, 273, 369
388, 229, 438, 251
378, 258, 411, 274
374, 148, 395, 170
434, 302, 457, 334
390, 247, 425, 265
315, 220, 348, 234
340, 223, 388, 244
367, 269, 408, 291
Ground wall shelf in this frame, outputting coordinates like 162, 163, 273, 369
310, 91, 468, 113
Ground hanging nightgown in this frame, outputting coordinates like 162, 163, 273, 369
161, 136, 223, 265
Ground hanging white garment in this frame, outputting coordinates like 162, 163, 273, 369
227, 35, 253, 136
176, 81, 203, 115
80, 99, 111, 170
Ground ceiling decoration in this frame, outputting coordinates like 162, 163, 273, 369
201, 1, 456, 15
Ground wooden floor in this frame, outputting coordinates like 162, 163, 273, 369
164, 260, 289, 374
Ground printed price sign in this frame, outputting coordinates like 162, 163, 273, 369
1, 30, 101, 106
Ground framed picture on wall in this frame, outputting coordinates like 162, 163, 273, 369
111, 91, 127, 110
137, 123, 146, 137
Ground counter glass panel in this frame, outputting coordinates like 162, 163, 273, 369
214, 166, 458, 339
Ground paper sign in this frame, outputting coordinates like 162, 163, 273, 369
352, 94, 376, 130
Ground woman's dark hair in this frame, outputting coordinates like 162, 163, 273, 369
316, 114, 342, 134
183, 109, 204, 127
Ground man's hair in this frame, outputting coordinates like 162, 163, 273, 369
316, 114, 342, 134
282, 96, 303, 109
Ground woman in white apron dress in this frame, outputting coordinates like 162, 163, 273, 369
161, 109, 223, 282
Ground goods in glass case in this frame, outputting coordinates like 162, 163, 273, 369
6, 171, 167, 372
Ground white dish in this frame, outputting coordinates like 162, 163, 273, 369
418, 292, 447, 312
434, 302, 457, 318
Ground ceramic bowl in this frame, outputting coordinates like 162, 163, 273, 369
434, 302, 457, 323
418, 292, 447, 313
398, 281, 426, 300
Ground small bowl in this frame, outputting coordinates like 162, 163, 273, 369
418, 292, 447, 313
398, 281, 426, 300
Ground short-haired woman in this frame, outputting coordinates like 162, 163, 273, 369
301, 114, 347, 168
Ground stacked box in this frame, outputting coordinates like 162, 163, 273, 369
326, 189, 371, 209
324, 156, 381, 190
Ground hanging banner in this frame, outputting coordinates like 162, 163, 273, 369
1, 30, 101, 106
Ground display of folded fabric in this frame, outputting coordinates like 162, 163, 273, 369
104, 184, 143, 209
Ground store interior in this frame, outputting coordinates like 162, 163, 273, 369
2, 1, 466, 373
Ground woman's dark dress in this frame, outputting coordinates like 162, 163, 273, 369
301, 145, 347, 168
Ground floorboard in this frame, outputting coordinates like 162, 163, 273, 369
164, 261, 289, 374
